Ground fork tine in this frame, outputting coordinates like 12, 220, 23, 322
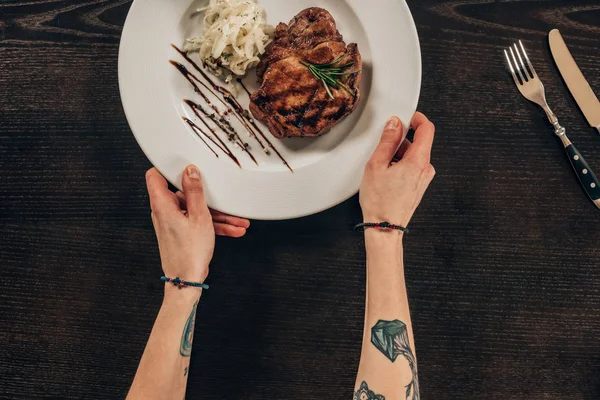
509, 46, 526, 84
519, 40, 537, 78
513, 43, 532, 80
504, 49, 520, 86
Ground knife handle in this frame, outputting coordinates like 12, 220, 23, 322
564, 144, 600, 208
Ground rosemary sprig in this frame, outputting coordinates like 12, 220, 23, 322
301, 56, 361, 99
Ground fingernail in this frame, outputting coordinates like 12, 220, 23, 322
186, 165, 200, 179
386, 117, 400, 129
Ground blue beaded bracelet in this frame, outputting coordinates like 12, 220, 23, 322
161, 276, 209, 290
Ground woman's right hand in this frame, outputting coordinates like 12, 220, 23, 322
359, 112, 436, 228
146, 165, 250, 286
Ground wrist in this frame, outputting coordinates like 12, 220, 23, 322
364, 227, 404, 243
364, 229, 405, 273
362, 214, 410, 228
161, 263, 210, 288
364, 229, 404, 257
163, 284, 202, 306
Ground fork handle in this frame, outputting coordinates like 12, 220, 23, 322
564, 144, 600, 208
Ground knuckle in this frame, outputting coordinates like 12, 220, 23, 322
145, 168, 155, 181
425, 164, 436, 178
151, 206, 163, 217
405, 156, 423, 168
186, 185, 204, 194
382, 129, 399, 141
366, 159, 379, 171
150, 208, 163, 222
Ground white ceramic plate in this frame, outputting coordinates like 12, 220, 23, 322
119, 0, 421, 220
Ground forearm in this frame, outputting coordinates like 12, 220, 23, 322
355, 230, 419, 400
128, 287, 201, 400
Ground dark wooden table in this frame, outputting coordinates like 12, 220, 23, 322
2, 1, 600, 399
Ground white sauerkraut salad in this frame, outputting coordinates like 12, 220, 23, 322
186, 0, 274, 81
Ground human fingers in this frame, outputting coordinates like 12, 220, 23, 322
214, 223, 247, 238
176, 191, 186, 209
178, 190, 251, 229
393, 138, 412, 161
181, 165, 210, 221
145, 168, 180, 214
403, 112, 435, 164
367, 116, 404, 167
210, 210, 251, 229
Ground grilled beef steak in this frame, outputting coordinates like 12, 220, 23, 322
249, 8, 362, 139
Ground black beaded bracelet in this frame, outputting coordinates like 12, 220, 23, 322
354, 222, 409, 234
161, 276, 209, 290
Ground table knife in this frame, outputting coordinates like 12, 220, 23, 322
549, 29, 600, 134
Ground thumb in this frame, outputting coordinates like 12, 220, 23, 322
182, 165, 209, 220
368, 116, 404, 167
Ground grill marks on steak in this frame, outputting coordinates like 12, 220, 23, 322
250, 8, 362, 138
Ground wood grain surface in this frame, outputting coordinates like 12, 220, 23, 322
1, 0, 600, 399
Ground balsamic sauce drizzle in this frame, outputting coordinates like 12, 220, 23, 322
183, 116, 243, 168
169, 61, 256, 165
237, 79, 253, 97
183, 118, 221, 157
184, 99, 255, 166
171, 44, 293, 173
170, 46, 268, 152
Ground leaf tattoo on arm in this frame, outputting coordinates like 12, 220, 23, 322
180, 300, 198, 357
371, 320, 420, 400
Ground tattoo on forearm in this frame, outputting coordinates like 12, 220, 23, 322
354, 381, 385, 400
184, 367, 188, 377
180, 300, 198, 357
371, 320, 420, 400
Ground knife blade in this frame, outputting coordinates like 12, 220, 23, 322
549, 29, 600, 134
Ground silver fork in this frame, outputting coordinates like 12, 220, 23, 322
505, 41, 600, 209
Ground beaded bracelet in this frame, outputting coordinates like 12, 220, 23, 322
161, 276, 209, 290
354, 222, 409, 234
